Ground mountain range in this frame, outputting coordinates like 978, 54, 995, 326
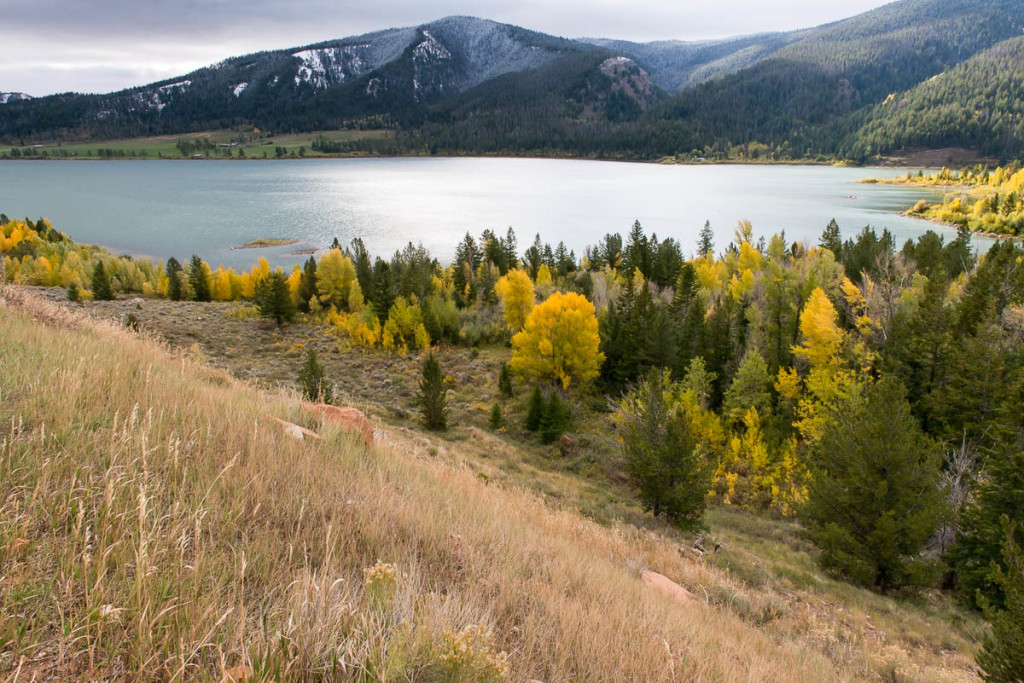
3, 0, 1024, 162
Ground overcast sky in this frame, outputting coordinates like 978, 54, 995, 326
0, 0, 895, 96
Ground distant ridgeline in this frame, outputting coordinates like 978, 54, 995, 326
3, 0, 1024, 162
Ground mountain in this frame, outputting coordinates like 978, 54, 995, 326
0, 92, 32, 104
649, 0, 1024, 158
3, 0, 1024, 162
581, 31, 809, 92
0, 17, 625, 141
840, 36, 1024, 159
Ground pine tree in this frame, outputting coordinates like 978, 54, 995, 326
819, 218, 843, 256
166, 257, 183, 301
697, 220, 714, 257
540, 392, 571, 445
489, 403, 503, 430
298, 349, 333, 403
803, 378, 946, 590
188, 255, 211, 302
297, 256, 318, 313
525, 385, 544, 432
976, 518, 1024, 683
256, 271, 296, 326
371, 259, 395, 324
498, 362, 514, 397
91, 261, 114, 301
617, 369, 712, 526
67, 282, 80, 302
418, 353, 448, 431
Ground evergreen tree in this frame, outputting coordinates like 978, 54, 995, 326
525, 385, 544, 432
91, 261, 114, 301
188, 254, 211, 302
976, 518, 1024, 683
697, 220, 714, 257
489, 403, 503, 430
370, 259, 395, 324
540, 392, 571, 445
298, 348, 333, 404
418, 352, 448, 431
803, 379, 946, 590
348, 237, 374, 296
498, 362, 514, 397
67, 282, 80, 302
165, 257, 184, 301
617, 369, 712, 526
948, 421, 1024, 610
256, 271, 296, 325
297, 256, 318, 313
819, 218, 843, 256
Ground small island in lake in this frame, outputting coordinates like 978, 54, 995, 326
232, 238, 299, 250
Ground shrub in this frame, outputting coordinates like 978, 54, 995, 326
298, 349, 333, 404
418, 353, 448, 431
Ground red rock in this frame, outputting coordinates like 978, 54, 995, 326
302, 403, 374, 447
261, 415, 321, 441
641, 570, 697, 604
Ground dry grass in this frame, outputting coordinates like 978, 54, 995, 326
0, 285, 984, 681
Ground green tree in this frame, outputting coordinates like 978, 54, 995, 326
948, 425, 1024, 610
165, 257, 184, 301
803, 378, 946, 590
188, 255, 211, 302
498, 362, 514, 398
976, 518, 1024, 683
67, 282, 80, 302
297, 256, 318, 313
489, 403, 503, 430
617, 369, 713, 526
91, 261, 114, 301
298, 348, 333, 404
525, 385, 544, 432
697, 220, 714, 257
256, 271, 296, 326
418, 353, 448, 431
540, 392, 571, 445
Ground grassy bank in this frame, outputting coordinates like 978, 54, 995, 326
0, 285, 986, 681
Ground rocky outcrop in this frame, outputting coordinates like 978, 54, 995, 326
302, 403, 374, 447
641, 570, 697, 604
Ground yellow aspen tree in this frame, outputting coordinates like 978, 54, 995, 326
535, 263, 552, 286
511, 291, 604, 390
317, 248, 356, 310
494, 269, 535, 332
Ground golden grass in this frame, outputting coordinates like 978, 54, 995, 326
0, 285, 983, 681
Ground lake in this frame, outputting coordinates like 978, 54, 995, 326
0, 158, 955, 269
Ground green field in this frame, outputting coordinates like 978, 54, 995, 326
0, 128, 392, 160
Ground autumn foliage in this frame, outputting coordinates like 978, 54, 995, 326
511, 291, 603, 390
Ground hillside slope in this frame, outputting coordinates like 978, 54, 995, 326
652, 0, 1024, 155
0, 284, 985, 681
841, 36, 1024, 159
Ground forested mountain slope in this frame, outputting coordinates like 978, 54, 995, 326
840, 37, 1024, 159
3, 0, 1024, 161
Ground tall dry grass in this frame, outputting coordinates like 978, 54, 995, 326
0, 286, 980, 681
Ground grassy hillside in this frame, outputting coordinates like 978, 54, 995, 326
0, 284, 986, 681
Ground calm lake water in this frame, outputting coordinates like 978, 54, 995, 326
0, 158, 955, 269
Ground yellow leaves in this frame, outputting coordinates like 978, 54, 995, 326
510, 291, 603, 390
317, 248, 357, 311
535, 263, 552, 286
793, 287, 843, 370
494, 269, 534, 332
